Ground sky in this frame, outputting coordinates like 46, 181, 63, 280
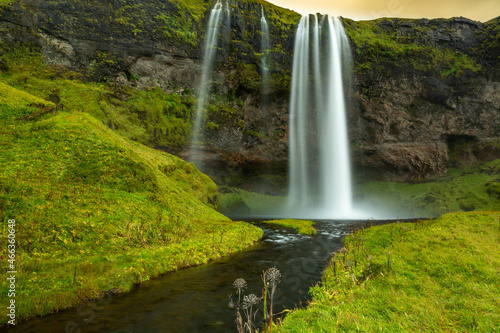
267, 0, 500, 22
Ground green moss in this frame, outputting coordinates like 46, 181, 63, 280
0, 0, 16, 8
271, 71, 292, 92
122, 88, 195, 149
479, 16, 500, 62
263, 219, 316, 235
246, 129, 270, 140
0, 42, 197, 151
155, 12, 199, 46
169, 0, 207, 22
279, 211, 500, 332
344, 18, 483, 79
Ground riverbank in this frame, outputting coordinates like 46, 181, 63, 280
0, 82, 262, 325
278, 211, 500, 332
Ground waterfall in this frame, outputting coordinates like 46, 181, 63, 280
260, 6, 271, 96
189, 1, 224, 166
286, 15, 354, 218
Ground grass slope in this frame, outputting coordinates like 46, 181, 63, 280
0, 84, 262, 325
279, 211, 500, 332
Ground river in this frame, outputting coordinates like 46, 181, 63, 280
3, 219, 397, 333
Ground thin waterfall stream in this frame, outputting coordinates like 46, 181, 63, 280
260, 7, 271, 98
188, 1, 225, 168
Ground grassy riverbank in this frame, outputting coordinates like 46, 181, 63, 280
278, 211, 500, 332
0, 83, 262, 325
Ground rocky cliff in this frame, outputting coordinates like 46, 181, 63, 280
347, 17, 500, 181
0, 0, 498, 186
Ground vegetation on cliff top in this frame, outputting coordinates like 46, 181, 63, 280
279, 211, 500, 332
344, 18, 483, 81
481, 16, 500, 63
0, 61, 262, 326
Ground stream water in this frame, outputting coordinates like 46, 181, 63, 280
3, 219, 396, 333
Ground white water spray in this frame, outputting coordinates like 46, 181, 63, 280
286, 15, 355, 219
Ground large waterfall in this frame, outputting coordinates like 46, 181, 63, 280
286, 15, 354, 219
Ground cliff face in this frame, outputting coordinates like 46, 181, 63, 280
0, 1, 498, 185
347, 17, 500, 181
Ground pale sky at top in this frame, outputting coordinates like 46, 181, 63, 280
268, 0, 499, 22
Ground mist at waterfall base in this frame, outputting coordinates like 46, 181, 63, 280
189, 7, 413, 220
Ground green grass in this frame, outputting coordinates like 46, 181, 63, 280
278, 211, 500, 332
0, 84, 263, 325
263, 219, 316, 235
0, 81, 54, 120
354, 159, 500, 217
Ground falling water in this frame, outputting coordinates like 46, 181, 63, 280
260, 6, 271, 96
287, 16, 310, 206
321, 17, 353, 215
224, 1, 231, 35
286, 15, 354, 218
189, 1, 224, 166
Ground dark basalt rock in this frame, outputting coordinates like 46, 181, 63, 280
421, 77, 452, 105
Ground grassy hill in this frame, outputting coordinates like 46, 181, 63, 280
0, 82, 262, 324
